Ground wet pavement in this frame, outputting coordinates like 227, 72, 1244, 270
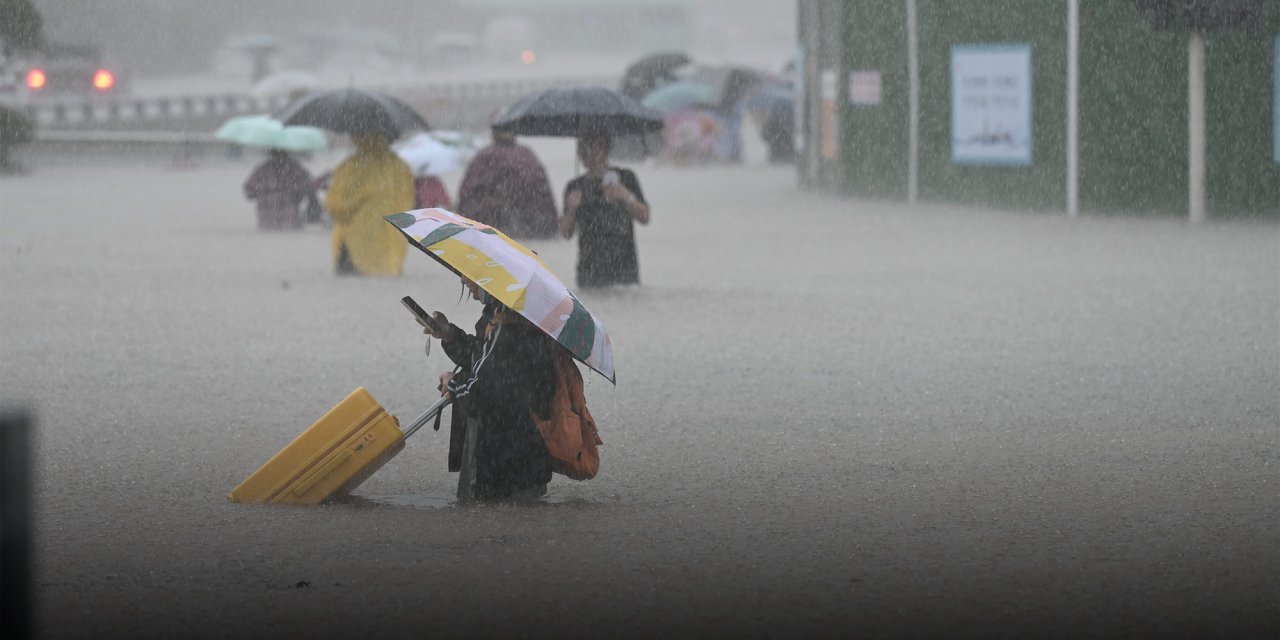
1, 148, 1277, 638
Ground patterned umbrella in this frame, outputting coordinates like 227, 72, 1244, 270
385, 208, 616, 384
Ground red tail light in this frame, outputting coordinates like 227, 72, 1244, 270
26, 68, 46, 89
93, 69, 116, 91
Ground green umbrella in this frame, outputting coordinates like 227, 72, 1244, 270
215, 114, 328, 152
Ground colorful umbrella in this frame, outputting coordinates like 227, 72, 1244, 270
385, 208, 616, 384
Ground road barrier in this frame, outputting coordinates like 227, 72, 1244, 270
15, 75, 617, 133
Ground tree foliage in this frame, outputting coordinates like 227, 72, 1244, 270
0, 0, 45, 54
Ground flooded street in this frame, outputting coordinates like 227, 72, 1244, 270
2, 149, 1277, 638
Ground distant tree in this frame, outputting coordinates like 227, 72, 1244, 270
0, 106, 34, 173
0, 0, 45, 55
0, 0, 44, 173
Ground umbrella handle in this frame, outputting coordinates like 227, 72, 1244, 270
401, 395, 452, 440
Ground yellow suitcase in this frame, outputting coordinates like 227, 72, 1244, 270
229, 388, 448, 505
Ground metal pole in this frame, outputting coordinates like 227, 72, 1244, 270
400, 395, 452, 440
906, 0, 920, 204
1188, 30, 1207, 223
1067, 0, 1080, 216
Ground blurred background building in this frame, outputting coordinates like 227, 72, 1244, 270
31, 0, 793, 77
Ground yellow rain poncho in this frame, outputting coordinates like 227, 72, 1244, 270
325, 134, 415, 276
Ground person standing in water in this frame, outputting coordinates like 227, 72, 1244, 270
457, 125, 559, 238
420, 277, 556, 503
559, 130, 651, 288
242, 149, 320, 230
324, 133, 415, 276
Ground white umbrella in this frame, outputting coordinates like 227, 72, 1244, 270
393, 131, 477, 176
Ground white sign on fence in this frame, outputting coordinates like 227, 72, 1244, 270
848, 70, 882, 106
951, 44, 1032, 165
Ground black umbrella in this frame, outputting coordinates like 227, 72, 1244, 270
275, 88, 428, 140
492, 86, 664, 138
620, 51, 692, 99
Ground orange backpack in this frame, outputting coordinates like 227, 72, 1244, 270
534, 347, 602, 480
486, 312, 602, 480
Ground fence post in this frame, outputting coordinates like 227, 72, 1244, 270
1187, 29, 1207, 223
1066, 0, 1080, 216
906, 0, 920, 204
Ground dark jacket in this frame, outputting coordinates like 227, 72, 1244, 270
441, 302, 555, 499
456, 140, 558, 238
563, 167, 646, 288
243, 151, 319, 229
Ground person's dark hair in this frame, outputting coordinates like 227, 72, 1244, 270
459, 281, 497, 306
578, 129, 611, 149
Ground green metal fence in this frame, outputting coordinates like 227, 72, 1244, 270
799, 0, 1279, 218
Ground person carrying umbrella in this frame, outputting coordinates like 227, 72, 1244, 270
243, 149, 321, 230
216, 114, 326, 230
324, 133, 415, 275
277, 88, 427, 276
385, 208, 616, 502
560, 130, 650, 288
421, 277, 557, 502
489, 86, 661, 289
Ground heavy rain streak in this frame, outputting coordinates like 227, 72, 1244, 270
0, 0, 1276, 638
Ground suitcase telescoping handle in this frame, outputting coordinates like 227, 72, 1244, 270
401, 395, 452, 440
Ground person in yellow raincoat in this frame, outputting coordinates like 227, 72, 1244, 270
324, 133, 415, 276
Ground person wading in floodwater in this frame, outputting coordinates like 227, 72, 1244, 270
559, 130, 651, 288
419, 276, 556, 503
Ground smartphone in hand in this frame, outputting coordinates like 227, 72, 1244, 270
401, 296, 438, 331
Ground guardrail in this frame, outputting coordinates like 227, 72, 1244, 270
24, 129, 235, 166
14, 74, 617, 132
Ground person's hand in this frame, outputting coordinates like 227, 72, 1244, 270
438, 371, 455, 396
603, 182, 635, 204
420, 311, 456, 341
561, 190, 581, 239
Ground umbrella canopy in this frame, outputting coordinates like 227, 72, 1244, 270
642, 81, 717, 114
492, 86, 664, 138
385, 208, 616, 384
620, 50, 692, 99
215, 114, 328, 152
275, 88, 428, 140
685, 65, 766, 110
393, 130, 477, 176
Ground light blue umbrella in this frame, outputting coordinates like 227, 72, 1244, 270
215, 114, 328, 152
641, 81, 717, 114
